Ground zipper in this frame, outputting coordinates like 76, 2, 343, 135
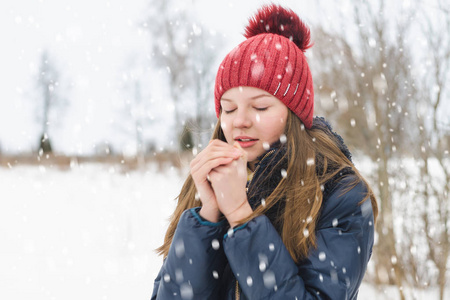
235, 279, 240, 300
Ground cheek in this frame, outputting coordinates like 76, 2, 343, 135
277, 110, 288, 133
261, 115, 287, 141
220, 114, 230, 130
220, 119, 232, 142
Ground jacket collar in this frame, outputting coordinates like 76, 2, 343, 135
250, 116, 353, 174
312, 116, 353, 163
246, 117, 354, 224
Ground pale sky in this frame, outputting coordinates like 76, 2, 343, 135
1, 0, 311, 155
3, 0, 443, 155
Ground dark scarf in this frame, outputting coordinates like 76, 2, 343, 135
246, 117, 354, 233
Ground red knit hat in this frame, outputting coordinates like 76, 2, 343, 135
214, 4, 314, 128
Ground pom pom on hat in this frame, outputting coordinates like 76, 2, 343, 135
214, 4, 314, 129
244, 4, 313, 52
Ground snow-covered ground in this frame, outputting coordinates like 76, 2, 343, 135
0, 163, 448, 300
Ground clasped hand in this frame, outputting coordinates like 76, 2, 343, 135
190, 139, 253, 227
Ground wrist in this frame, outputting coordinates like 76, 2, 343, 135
226, 201, 253, 228
199, 205, 221, 223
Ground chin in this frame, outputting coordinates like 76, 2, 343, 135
247, 151, 263, 163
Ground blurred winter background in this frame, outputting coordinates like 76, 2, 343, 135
0, 0, 449, 299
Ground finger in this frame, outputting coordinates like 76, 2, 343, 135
191, 140, 243, 176
207, 168, 224, 185
192, 157, 235, 180
196, 141, 238, 160
191, 146, 242, 172
203, 157, 235, 172
210, 164, 227, 174
208, 139, 244, 153
233, 141, 248, 162
208, 142, 243, 158
191, 150, 231, 171
191, 152, 236, 174
209, 139, 228, 146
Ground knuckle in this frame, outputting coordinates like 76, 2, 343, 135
212, 139, 226, 147
208, 172, 215, 182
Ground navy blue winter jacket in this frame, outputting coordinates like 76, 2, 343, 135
151, 118, 375, 299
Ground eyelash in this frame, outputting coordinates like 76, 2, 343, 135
223, 107, 268, 114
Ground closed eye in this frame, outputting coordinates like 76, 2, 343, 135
223, 108, 236, 114
255, 107, 268, 111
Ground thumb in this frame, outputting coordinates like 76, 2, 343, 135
233, 142, 247, 162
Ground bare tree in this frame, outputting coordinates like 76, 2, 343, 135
35, 49, 66, 154
415, 1, 450, 298
118, 55, 152, 168
311, 1, 422, 298
142, 0, 196, 151
189, 26, 223, 150
312, 0, 450, 298
141, 0, 225, 155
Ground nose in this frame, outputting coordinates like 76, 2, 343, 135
233, 108, 252, 129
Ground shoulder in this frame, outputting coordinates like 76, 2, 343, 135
318, 174, 373, 229
299, 175, 375, 298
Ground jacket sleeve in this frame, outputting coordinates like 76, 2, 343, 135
222, 176, 375, 300
151, 207, 228, 299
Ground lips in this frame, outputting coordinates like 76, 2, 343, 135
235, 136, 258, 142
235, 136, 258, 148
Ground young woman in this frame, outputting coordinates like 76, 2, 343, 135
151, 4, 378, 299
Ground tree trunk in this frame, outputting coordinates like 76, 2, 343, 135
375, 157, 406, 300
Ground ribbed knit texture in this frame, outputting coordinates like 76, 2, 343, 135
214, 33, 314, 129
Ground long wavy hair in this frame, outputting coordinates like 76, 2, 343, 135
157, 111, 378, 263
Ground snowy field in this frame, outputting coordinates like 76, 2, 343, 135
0, 163, 448, 300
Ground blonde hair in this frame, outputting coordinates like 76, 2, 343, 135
157, 111, 378, 263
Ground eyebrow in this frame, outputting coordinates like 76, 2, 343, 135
221, 94, 272, 102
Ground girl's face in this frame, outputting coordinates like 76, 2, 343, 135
220, 86, 288, 169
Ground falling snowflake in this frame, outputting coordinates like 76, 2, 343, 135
175, 239, 185, 258
211, 239, 220, 250
180, 283, 193, 299
319, 252, 326, 261
332, 218, 338, 227
263, 270, 276, 288
303, 228, 310, 237
247, 276, 253, 287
